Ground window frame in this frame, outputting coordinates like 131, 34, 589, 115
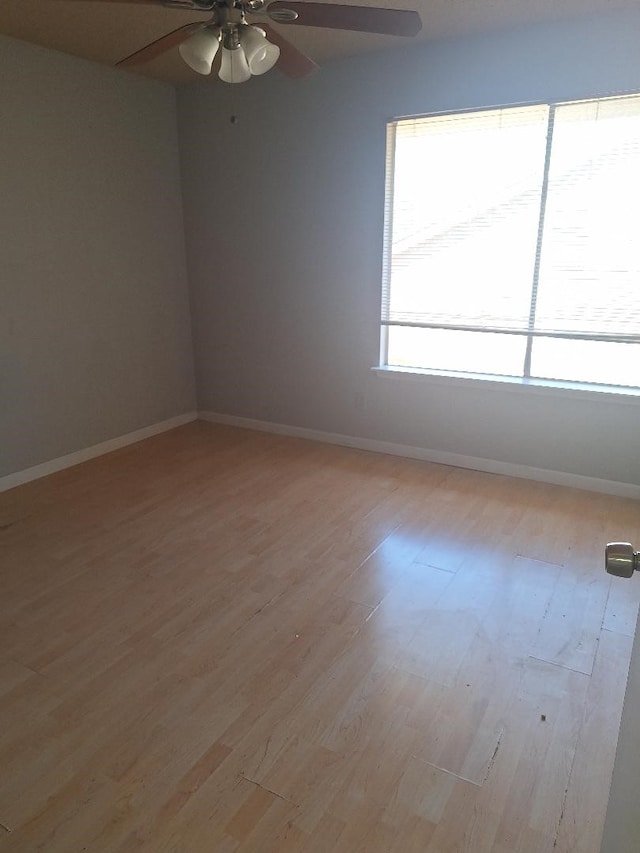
378, 94, 640, 398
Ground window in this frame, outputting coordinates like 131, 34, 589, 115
380, 95, 640, 391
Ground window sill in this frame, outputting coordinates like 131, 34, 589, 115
372, 365, 640, 405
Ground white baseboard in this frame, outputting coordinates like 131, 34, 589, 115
0, 412, 198, 494
199, 411, 640, 500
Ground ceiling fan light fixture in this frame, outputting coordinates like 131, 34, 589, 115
238, 24, 280, 76
113, 0, 421, 83
178, 27, 221, 75
219, 44, 252, 83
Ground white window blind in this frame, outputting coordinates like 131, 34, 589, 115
381, 95, 640, 389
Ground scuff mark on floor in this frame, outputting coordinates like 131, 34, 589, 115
241, 774, 298, 805
411, 755, 482, 788
482, 726, 505, 785
553, 782, 571, 848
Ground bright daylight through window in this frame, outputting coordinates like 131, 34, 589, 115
380, 95, 640, 390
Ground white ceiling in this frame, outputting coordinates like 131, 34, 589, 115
0, 0, 636, 84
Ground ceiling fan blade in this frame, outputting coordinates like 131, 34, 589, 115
61, 0, 176, 5
267, 2, 421, 37
117, 21, 207, 67
63, 0, 216, 7
260, 23, 319, 78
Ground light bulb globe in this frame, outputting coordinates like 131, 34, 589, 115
219, 46, 251, 83
238, 25, 280, 75
179, 27, 220, 75
249, 42, 280, 75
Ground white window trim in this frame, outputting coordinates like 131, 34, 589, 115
372, 364, 640, 406
379, 93, 640, 396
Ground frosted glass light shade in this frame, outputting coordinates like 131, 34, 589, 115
179, 28, 220, 75
239, 25, 280, 76
248, 42, 280, 75
219, 46, 251, 83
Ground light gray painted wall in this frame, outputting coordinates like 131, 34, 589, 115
178, 10, 640, 486
1, 36, 196, 478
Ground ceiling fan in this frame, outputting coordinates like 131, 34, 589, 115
68, 0, 422, 83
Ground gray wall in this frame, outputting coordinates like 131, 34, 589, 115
1, 36, 196, 478
178, 10, 640, 486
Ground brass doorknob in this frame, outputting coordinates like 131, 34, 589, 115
606, 542, 640, 578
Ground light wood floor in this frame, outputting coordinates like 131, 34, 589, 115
1, 422, 639, 852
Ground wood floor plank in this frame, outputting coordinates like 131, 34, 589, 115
488, 658, 590, 849
602, 574, 640, 636
532, 564, 611, 675
0, 421, 638, 851
554, 629, 634, 853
